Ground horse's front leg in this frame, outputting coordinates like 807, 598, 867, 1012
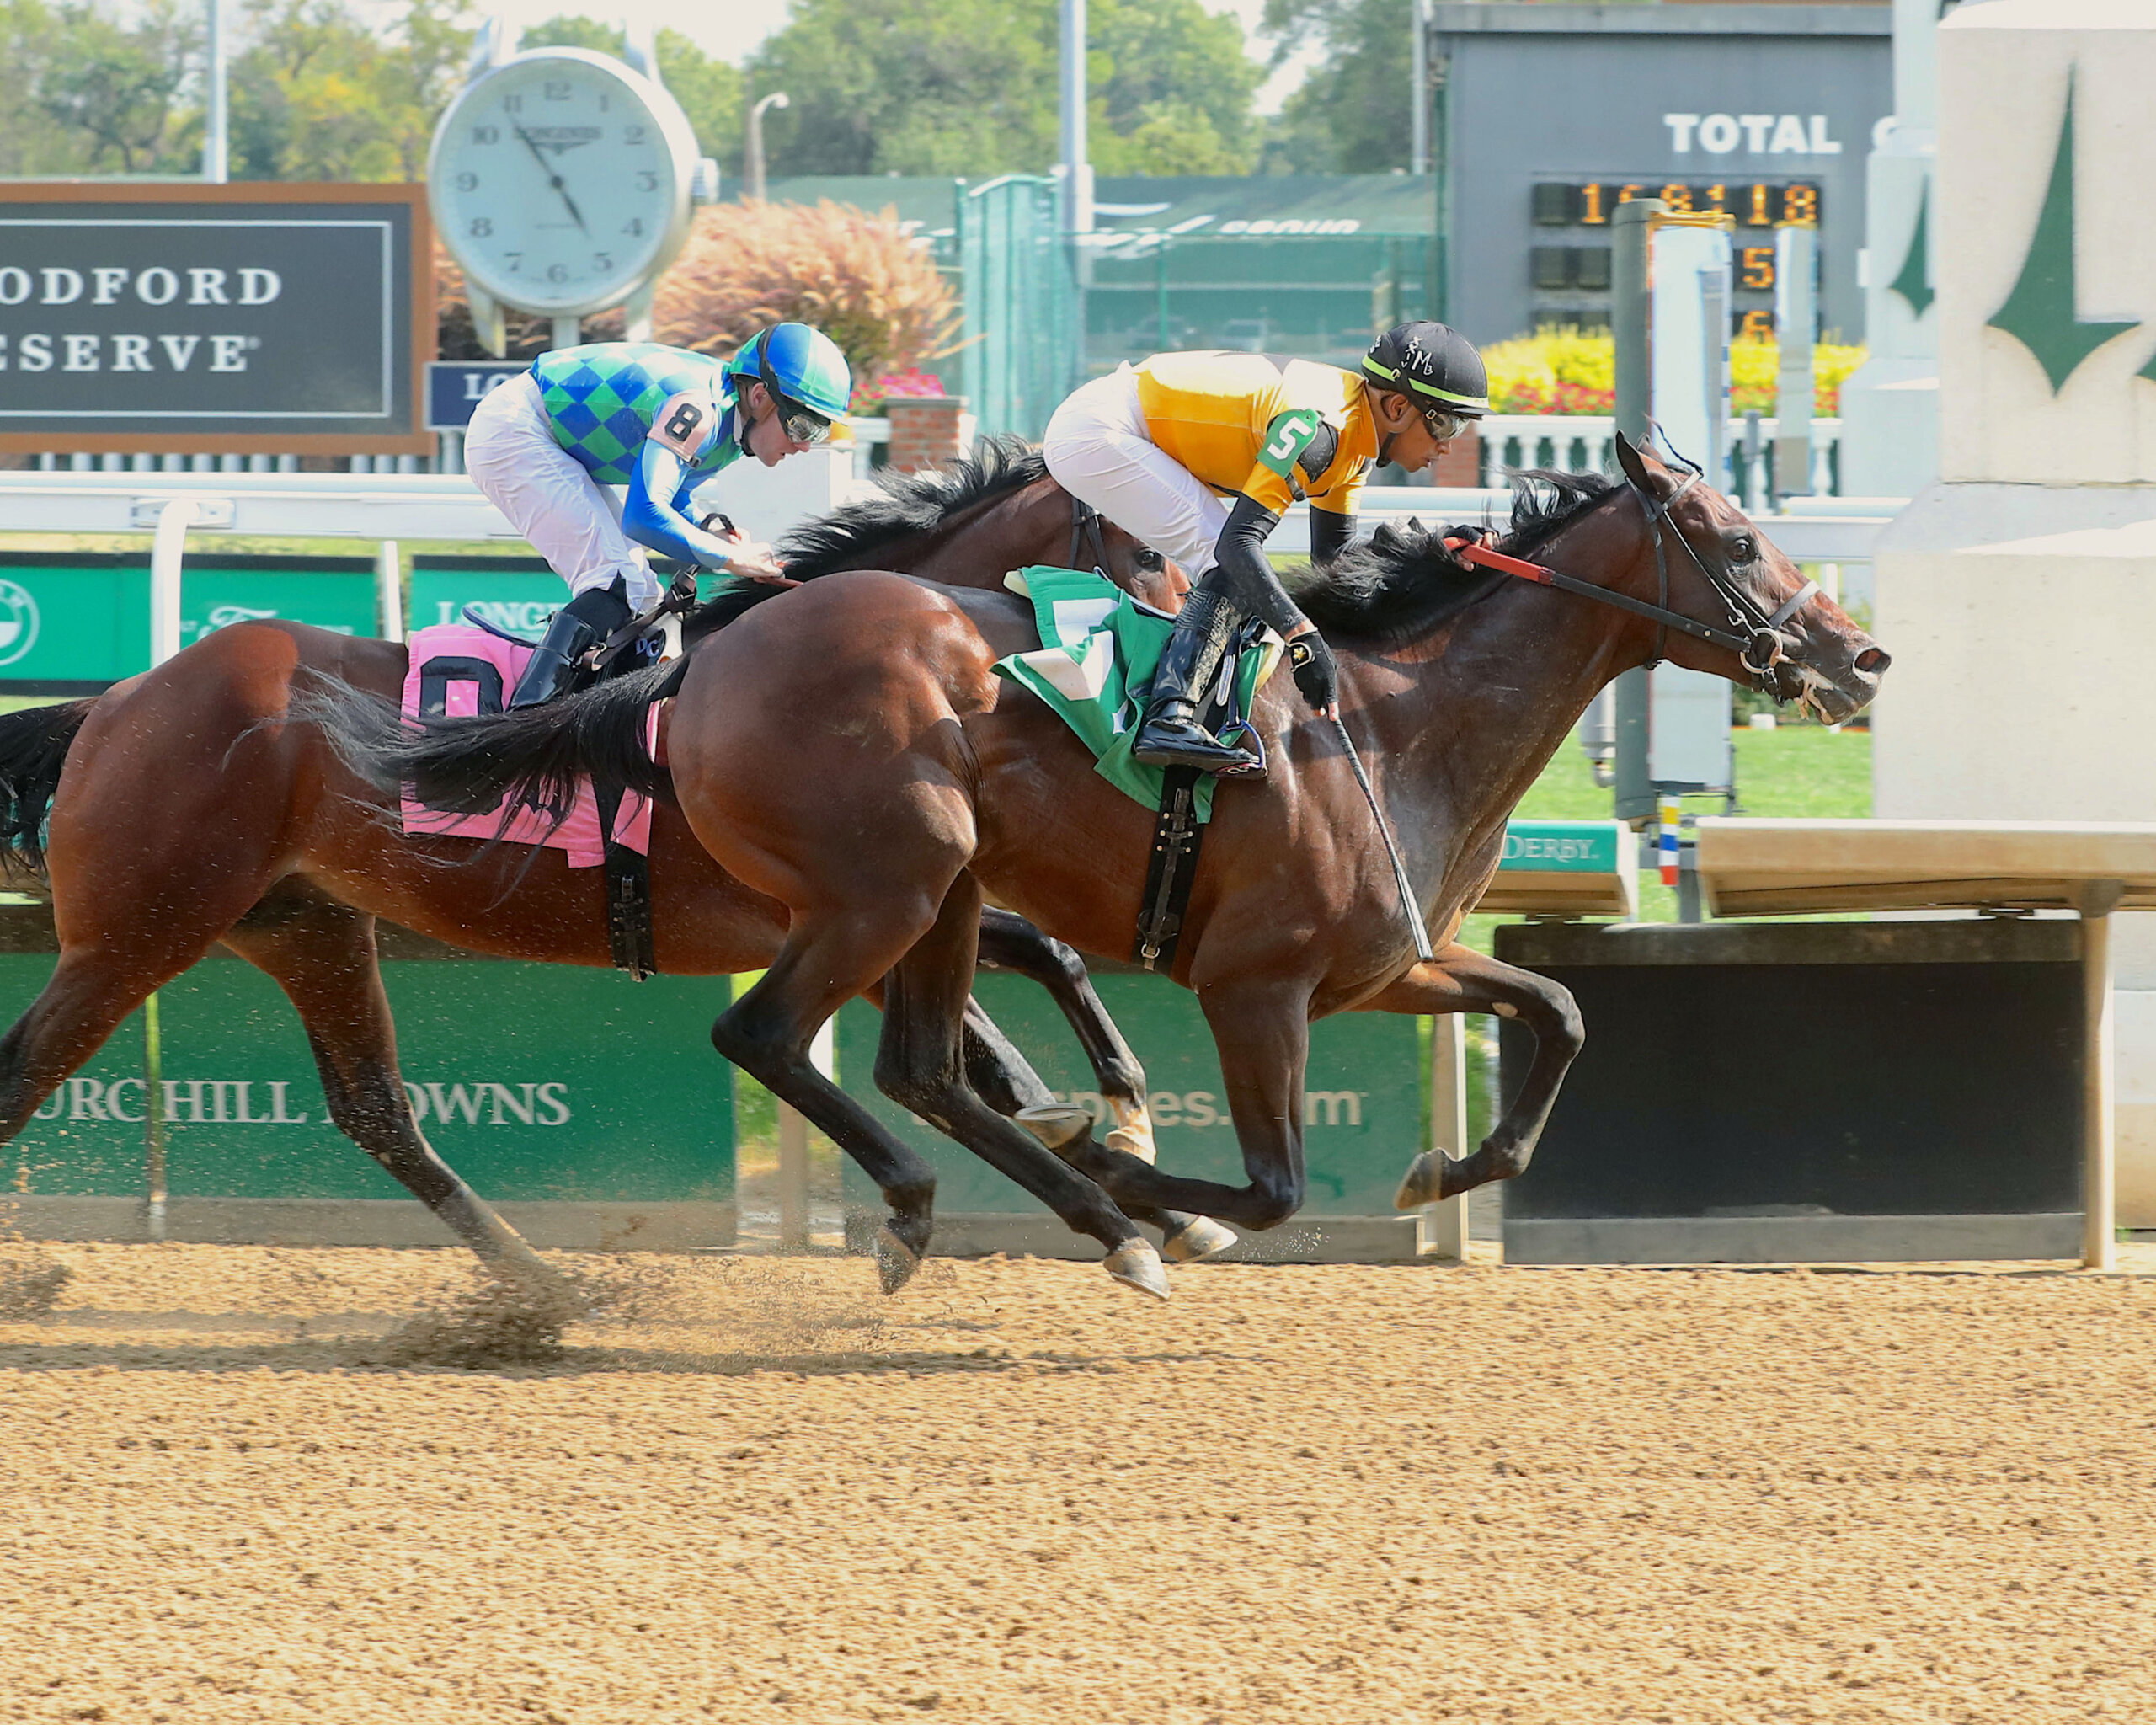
1358, 944, 1584, 1207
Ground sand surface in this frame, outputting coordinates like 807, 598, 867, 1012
2, 1241, 2153, 1723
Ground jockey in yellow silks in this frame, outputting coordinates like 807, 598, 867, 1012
1042, 321, 1489, 777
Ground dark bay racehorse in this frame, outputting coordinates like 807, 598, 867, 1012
0, 440, 1213, 1300
320, 436, 1888, 1295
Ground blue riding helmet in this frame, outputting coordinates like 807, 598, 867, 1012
725, 323, 852, 443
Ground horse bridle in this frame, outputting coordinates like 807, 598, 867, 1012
1454, 460, 1820, 695
1069, 493, 1113, 577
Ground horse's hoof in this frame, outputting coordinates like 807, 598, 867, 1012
1161, 1217, 1237, 1263
1394, 1150, 1453, 1211
1103, 1238, 1170, 1301
874, 1221, 925, 1295
1107, 1097, 1158, 1165
1015, 1104, 1093, 1152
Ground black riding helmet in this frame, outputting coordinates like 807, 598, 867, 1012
1361, 321, 1490, 440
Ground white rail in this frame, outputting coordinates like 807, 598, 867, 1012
1476, 415, 1844, 502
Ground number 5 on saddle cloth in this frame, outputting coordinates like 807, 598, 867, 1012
994, 565, 1282, 970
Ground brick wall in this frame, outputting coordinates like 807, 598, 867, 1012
1433, 428, 1482, 489
884, 397, 967, 472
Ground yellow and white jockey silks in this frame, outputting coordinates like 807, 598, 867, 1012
1132, 350, 1379, 518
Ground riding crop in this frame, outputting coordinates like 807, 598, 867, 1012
1330, 716, 1435, 964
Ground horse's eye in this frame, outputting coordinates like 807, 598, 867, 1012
1137, 547, 1162, 569
1730, 536, 1757, 565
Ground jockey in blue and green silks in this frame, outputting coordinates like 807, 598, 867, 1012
462, 322, 854, 708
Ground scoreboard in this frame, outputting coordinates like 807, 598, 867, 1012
1426, 5, 1888, 349
1529, 180, 1823, 337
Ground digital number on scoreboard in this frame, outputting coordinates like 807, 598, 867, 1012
1533, 182, 1822, 229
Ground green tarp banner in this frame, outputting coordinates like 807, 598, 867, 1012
1, 954, 734, 1205
0, 553, 377, 686
837, 972, 1421, 1218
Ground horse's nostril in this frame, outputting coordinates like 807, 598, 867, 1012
1855, 646, 1890, 675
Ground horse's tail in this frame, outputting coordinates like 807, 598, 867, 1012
0, 699, 94, 877
297, 659, 685, 828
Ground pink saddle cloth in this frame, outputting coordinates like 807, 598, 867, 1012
398, 622, 655, 868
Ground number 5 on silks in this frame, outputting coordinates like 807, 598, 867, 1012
1257, 409, 1321, 478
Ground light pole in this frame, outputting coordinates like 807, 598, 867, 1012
744, 92, 789, 201
203, 0, 228, 182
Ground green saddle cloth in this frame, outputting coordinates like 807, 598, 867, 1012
991, 565, 1282, 823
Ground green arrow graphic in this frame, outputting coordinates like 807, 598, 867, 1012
1889, 181, 1934, 320
1987, 72, 2137, 393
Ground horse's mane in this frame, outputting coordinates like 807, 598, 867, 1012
682, 435, 1048, 638
776, 434, 1046, 578
1289, 468, 1625, 646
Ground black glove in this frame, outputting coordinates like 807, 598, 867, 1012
1288, 631, 1337, 713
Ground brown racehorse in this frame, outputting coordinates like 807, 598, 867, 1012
0, 440, 1213, 1300
316, 437, 1890, 1296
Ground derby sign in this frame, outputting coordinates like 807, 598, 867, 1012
0, 184, 431, 456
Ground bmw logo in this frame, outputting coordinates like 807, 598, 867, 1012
0, 580, 40, 668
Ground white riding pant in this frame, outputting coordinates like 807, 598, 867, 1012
463, 371, 663, 609
1042, 365, 1229, 579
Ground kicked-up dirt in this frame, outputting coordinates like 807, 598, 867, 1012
2, 1241, 2153, 1723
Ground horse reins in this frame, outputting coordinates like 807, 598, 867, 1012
1069, 494, 1112, 577
1448, 469, 1820, 693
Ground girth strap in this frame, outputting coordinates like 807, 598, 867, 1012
593, 781, 655, 981
1132, 766, 1205, 972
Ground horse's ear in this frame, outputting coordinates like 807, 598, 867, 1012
1612, 429, 1657, 494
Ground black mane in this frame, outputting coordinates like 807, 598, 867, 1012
1290, 467, 1625, 645
773, 435, 1047, 579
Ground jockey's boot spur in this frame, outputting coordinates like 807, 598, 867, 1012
1132, 587, 1264, 777
508, 579, 632, 709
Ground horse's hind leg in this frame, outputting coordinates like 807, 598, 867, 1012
955, 992, 1235, 1265
0, 944, 176, 1145
878, 876, 1166, 1299
217, 896, 571, 1300
975, 909, 1155, 1156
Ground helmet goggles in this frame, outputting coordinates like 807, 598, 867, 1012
757, 344, 835, 445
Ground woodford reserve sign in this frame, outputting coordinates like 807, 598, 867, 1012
0, 183, 431, 455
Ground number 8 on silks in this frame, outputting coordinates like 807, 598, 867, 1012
457, 323, 854, 708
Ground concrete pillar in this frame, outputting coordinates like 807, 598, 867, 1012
1871, 0, 2156, 1221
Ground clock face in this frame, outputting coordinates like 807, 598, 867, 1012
430, 51, 691, 316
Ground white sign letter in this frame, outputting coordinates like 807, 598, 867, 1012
0, 268, 30, 305
158, 334, 202, 371
187, 268, 231, 306
238, 268, 282, 306
62, 335, 99, 371
209, 334, 248, 371
92, 267, 129, 305
1663, 113, 1700, 154
1809, 115, 1842, 155
1739, 114, 1774, 153
136, 268, 179, 306
1696, 114, 1739, 155
1769, 114, 1809, 154
41, 268, 83, 305
111, 334, 152, 372
19, 334, 52, 372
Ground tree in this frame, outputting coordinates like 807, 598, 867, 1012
35, 0, 202, 174
228, 0, 471, 182
520, 13, 744, 174
752, 0, 1262, 179
1258, 0, 1411, 175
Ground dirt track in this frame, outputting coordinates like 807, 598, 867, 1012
3, 1242, 2153, 1724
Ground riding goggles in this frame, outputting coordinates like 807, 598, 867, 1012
757, 349, 835, 445
1421, 407, 1476, 442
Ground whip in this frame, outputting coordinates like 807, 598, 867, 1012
1330, 716, 1434, 964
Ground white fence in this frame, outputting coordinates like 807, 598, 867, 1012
1475, 414, 1844, 504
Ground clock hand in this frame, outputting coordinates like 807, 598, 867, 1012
515, 124, 590, 234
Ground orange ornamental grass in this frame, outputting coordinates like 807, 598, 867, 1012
654, 199, 962, 398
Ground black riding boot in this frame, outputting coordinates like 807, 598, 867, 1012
1132, 586, 1263, 777
507, 579, 632, 709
